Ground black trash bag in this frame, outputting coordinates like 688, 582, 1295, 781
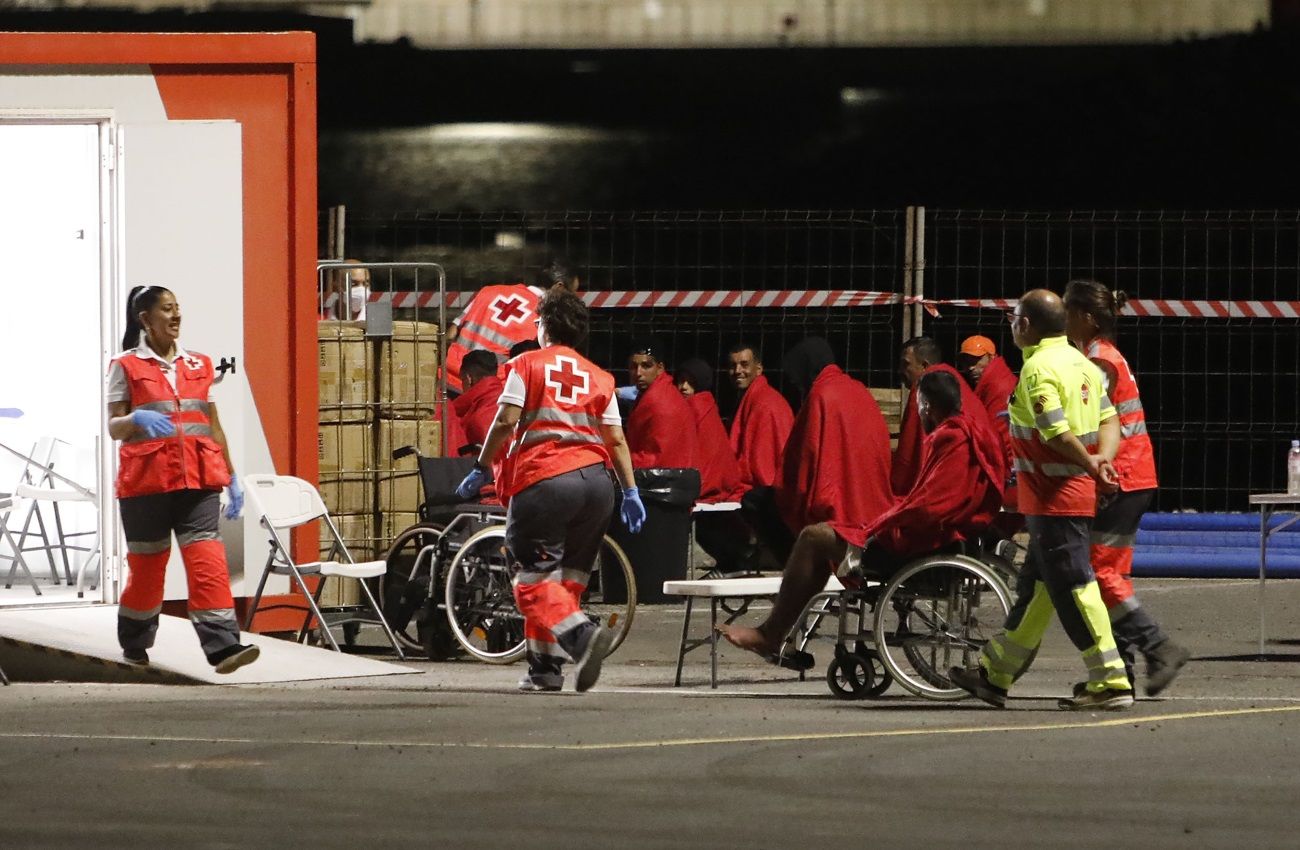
632, 467, 701, 509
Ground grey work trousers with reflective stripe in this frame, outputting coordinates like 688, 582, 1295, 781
117, 489, 239, 660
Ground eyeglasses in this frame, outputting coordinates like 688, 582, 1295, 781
1005, 311, 1025, 325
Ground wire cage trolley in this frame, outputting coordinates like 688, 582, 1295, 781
379, 448, 637, 664
800, 538, 1018, 701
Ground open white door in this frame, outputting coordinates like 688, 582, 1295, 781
117, 121, 279, 599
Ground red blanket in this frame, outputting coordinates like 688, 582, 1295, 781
451, 374, 503, 448
892, 363, 993, 497
626, 371, 698, 469
973, 355, 1019, 510
776, 365, 893, 531
835, 411, 1005, 553
435, 402, 469, 458
687, 392, 746, 503
728, 374, 794, 489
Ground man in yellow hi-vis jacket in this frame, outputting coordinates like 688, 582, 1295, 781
949, 288, 1135, 711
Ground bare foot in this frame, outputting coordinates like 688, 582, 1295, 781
716, 624, 777, 656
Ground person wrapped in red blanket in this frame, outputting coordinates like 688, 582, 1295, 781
625, 341, 698, 470
958, 334, 1020, 516
719, 370, 1004, 668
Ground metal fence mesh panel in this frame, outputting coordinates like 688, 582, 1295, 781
341, 210, 908, 412
923, 210, 1300, 512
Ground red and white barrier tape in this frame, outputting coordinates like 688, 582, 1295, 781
371, 290, 1300, 318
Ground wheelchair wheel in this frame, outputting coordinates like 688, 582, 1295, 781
826, 651, 876, 700
872, 555, 1012, 701
380, 523, 447, 656
444, 526, 637, 664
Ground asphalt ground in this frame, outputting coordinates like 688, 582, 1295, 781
2, 577, 1299, 849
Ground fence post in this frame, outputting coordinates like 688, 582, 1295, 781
912, 204, 926, 339
902, 205, 916, 342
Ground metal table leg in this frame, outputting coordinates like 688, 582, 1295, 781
1260, 505, 1270, 658
674, 597, 694, 687
710, 598, 719, 689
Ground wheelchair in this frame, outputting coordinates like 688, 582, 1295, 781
379, 447, 637, 665
795, 536, 1018, 701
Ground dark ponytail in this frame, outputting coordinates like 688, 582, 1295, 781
122, 285, 169, 351
1063, 278, 1126, 339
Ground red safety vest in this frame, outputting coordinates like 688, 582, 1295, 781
500, 346, 614, 499
445, 284, 544, 393
113, 351, 231, 498
1086, 338, 1158, 492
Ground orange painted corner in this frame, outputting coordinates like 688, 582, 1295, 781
0, 32, 315, 66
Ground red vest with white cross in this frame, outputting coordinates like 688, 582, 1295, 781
500, 346, 615, 499
113, 350, 231, 498
1086, 338, 1158, 492
445, 283, 543, 393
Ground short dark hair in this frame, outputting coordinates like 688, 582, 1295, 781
536, 289, 589, 347
728, 341, 763, 363
629, 338, 668, 366
508, 339, 540, 359
918, 370, 962, 418
901, 336, 943, 366
535, 255, 579, 291
462, 349, 498, 380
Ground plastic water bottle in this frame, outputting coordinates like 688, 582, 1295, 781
1289, 440, 1300, 495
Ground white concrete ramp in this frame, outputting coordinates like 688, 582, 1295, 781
0, 606, 416, 685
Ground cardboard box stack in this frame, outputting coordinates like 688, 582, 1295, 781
870, 387, 906, 451
317, 318, 442, 561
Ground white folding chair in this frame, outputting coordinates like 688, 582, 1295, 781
13, 483, 99, 598
242, 474, 405, 659
0, 491, 41, 595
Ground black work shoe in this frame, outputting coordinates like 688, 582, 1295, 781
1145, 641, 1191, 697
122, 648, 149, 666
1058, 686, 1134, 711
573, 626, 612, 693
209, 643, 261, 675
948, 666, 1007, 708
518, 675, 563, 693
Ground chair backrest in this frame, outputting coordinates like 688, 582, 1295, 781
244, 474, 329, 530
418, 456, 477, 507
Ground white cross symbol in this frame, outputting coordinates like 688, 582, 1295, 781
488, 293, 531, 327
545, 355, 590, 405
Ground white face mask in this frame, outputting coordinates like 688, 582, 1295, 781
348, 284, 367, 315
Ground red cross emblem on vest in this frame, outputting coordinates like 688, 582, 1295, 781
545, 355, 590, 405
488, 293, 531, 327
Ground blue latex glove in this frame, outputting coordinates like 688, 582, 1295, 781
223, 473, 244, 520
130, 409, 175, 438
620, 487, 646, 534
0, 408, 23, 419
615, 385, 639, 402
455, 465, 493, 501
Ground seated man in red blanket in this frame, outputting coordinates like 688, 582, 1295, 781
719, 369, 1005, 666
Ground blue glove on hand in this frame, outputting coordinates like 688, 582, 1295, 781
455, 465, 493, 501
620, 487, 646, 534
131, 409, 175, 438
615, 385, 640, 402
223, 473, 244, 520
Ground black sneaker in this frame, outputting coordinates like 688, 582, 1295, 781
573, 626, 612, 693
1145, 641, 1191, 697
209, 643, 261, 675
122, 648, 149, 666
1058, 686, 1134, 711
518, 675, 563, 693
947, 666, 1007, 708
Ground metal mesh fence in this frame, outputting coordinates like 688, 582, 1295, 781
339, 210, 908, 413
327, 208, 1300, 513
923, 210, 1300, 512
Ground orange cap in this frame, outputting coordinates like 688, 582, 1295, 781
959, 335, 996, 357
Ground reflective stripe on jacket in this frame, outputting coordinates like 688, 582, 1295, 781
1086, 337, 1158, 492
114, 351, 230, 498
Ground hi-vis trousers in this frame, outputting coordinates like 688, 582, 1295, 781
118, 489, 240, 661
505, 464, 616, 688
980, 515, 1132, 694
1092, 488, 1169, 675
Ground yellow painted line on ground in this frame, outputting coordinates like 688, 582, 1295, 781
0, 704, 1297, 752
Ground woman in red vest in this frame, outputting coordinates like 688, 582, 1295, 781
455, 289, 644, 693
105, 286, 258, 673
1065, 279, 1189, 696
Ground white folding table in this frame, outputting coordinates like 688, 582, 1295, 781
1248, 493, 1300, 657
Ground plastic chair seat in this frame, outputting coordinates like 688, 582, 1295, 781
319, 560, 386, 579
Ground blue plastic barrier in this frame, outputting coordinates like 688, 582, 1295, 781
1132, 512, 1300, 578
1139, 513, 1300, 533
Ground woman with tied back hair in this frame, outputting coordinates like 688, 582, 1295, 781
1064, 279, 1189, 696
105, 286, 259, 673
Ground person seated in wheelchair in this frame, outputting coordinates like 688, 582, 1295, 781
718, 370, 1006, 669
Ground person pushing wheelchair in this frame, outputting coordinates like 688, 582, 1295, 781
455, 288, 645, 692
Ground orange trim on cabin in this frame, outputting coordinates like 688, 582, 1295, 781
0, 32, 314, 65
